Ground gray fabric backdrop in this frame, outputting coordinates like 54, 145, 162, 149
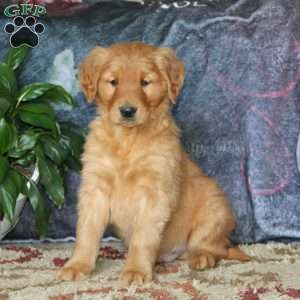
0, 0, 300, 243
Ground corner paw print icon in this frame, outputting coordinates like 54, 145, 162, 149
4, 16, 45, 48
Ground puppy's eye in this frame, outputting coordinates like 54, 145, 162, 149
109, 79, 118, 87
141, 79, 151, 87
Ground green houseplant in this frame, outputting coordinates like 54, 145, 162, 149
0, 45, 84, 238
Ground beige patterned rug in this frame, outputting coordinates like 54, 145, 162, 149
0, 241, 299, 300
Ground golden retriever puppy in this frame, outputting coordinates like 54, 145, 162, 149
57, 42, 250, 285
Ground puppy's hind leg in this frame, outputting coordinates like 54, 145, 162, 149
186, 181, 249, 271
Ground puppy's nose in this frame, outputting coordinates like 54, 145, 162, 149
119, 105, 137, 119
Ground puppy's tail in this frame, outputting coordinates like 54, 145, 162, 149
226, 247, 251, 262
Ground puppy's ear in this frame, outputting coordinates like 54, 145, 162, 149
154, 48, 185, 104
79, 47, 107, 103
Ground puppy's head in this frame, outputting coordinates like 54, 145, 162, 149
80, 42, 184, 127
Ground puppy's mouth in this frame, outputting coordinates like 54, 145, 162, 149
117, 118, 141, 128
109, 113, 142, 128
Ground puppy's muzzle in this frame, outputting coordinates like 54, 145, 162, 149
119, 105, 137, 120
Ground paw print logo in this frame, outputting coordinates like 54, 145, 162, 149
4, 16, 45, 48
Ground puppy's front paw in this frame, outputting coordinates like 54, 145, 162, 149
120, 268, 152, 286
188, 252, 217, 270
57, 262, 92, 281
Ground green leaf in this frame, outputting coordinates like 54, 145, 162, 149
0, 118, 17, 154
0, 97, 11, 118
0, 201, 3, 218
4, 45, 29, 71
0, 187, 16, 222
65, 156, 81, 172
15, 153, 35, 167
37, 156, 65, 207
18, 130, 39, 151
8, 130, 38, 158
40, 136, 69, 165
10, 169, 26, 195
35, 198, 49, 237
43, 85, 74, 106
0, 171, 19, 222
54, 122, 61, 138
24, 180, 40, 212
60, 126, 85, 160
17, 83, 55, 104
25, 180, 49, 237
18, 103, 56, 119
0, 156, 9, 184
0, 63, 17, 97
18, 110, 56, 132
7, 148, 27, 159
2, 170, 19, 199
59, 135, 82, 171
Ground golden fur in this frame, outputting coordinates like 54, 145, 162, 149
57, 42, 250, 285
